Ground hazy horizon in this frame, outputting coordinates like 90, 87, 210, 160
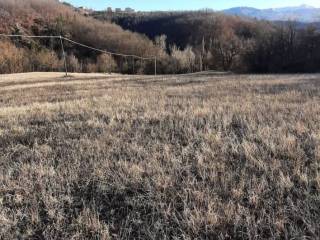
64, 0, 320, 11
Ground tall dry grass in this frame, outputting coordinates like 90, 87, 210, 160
0, 73, 319, 239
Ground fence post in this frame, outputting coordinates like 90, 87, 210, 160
59, 36, 68, 77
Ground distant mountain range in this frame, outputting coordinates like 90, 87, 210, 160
223, 5, 320, 23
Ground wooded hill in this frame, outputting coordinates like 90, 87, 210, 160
0, 0, 158, 74
93, 11, 320, 73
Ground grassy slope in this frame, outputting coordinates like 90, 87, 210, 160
0, 73, 319, 239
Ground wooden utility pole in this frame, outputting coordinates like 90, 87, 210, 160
109, 53, 112, 74
59, 36, 68, 77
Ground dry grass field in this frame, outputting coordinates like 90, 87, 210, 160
0, 72, 319, 239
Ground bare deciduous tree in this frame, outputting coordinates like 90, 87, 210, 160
213, 30, 244, 71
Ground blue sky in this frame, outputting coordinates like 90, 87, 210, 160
64, 0, 320, 11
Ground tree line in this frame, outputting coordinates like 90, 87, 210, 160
96, 11, 320, 73
0, 0, 158, 74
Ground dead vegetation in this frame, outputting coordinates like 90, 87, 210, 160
0, 73, 319, 239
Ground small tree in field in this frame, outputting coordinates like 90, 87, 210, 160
171, 45, 196, 73
67, 54, 81, 72
213, 30, 244, 71
97, 53, 117, 73
84, 62, 97, 73
155, 34, 167, 58
0, 41, 25, 73
28, 49, 62, 72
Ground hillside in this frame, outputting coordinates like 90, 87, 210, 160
0, 0, 157, 56
223, 5, 320, 23
2, 1, 320, 74
93, 11, 320, 73
0, 0, 159, 74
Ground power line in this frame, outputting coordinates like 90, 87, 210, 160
0, 33, 157, 75
0, 34, 155, 60
0, 34, 61, 39
62, 37, 154, 60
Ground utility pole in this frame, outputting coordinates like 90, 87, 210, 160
59, 36, 68, 77
154, 57, 157, 76
109, 53, 112, 74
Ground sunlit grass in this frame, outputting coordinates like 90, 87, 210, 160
0, 73, 319, 239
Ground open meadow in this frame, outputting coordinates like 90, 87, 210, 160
0, 72, 319, 239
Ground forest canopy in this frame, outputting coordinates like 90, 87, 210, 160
95, 11, 320, 73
